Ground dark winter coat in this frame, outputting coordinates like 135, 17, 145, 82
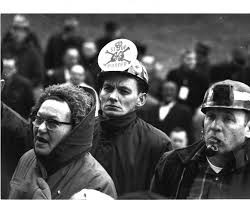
91, 111, 172, 196
8, 87, 117, 199
151, 139, 250, 199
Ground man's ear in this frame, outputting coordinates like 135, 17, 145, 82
1, 79, 5, 92
245, 120, 250, 138
136, 93, 147, 108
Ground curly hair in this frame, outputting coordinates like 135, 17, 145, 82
31, 84, 94, 127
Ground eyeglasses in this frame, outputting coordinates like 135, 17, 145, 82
32, 115, 72, 131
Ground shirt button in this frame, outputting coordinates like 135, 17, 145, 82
215, 177, 219, 181
57, 190, 61, 195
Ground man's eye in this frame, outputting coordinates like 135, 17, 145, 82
47, 119, 59, 126
35, 117, 44, 124
103, 86, 113, 92
206, 113, 215, 120
119, 89, 130, 95
224, 116, 234, 122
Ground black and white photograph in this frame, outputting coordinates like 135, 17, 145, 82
1, 1, 250, 199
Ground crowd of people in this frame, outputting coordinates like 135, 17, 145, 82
1, 14, 250, 199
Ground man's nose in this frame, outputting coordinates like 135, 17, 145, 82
37, 121, 47, 132
210, 118, 223, 132
109, 90, 119, 101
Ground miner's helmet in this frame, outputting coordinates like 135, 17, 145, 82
97, 39, 149, 93
201, 79, 250, 113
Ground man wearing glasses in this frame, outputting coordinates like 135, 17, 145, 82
8, 84, 117, 199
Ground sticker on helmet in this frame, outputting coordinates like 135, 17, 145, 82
98, 39, 138, 72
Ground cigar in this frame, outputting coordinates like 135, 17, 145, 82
205, 144, 218, 157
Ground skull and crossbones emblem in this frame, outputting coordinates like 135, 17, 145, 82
104, 41, 131, 66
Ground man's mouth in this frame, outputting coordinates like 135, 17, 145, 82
207, 136, 222, 145
36, 136, 48, 144
105, 105, 121, 110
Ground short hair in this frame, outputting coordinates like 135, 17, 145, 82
31, 84, 94, 127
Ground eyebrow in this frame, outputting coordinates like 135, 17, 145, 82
37, 112, 58, 120
103, 82, 113, 86
104, 82, 130, 89
118, 86, 132, 91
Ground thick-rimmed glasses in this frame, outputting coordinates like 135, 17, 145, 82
32, 115, 72, 131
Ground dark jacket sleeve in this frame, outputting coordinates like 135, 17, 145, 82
147, 127, 173, 190
150, 150, 184, 199
150, 128, 173, 160
150, 151, 173, 195
150, 141, 205, 198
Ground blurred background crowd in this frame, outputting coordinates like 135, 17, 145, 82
1, 13, 250, 149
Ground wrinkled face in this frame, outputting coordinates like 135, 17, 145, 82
162, 81, 178, 103
33, 99, 72, 156
204, 108, 248, 154
170, 130, 188, 149
99, 75, 141, 118
183, 52, 196, 70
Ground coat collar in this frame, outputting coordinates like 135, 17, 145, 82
176, 139, 250, 170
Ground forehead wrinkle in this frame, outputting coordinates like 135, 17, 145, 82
104, 78, 134, 88
104, 79, 122, 86
37, 105, 59, 119
38, 100, 71, 121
